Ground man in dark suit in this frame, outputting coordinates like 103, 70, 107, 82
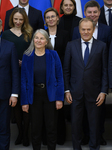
64, 18, 108, 150
72, 1, 110, 145
72, 1, 112, 49
0, 19, 20, 150
99, 0, 112, 26
4, 0, 44, 32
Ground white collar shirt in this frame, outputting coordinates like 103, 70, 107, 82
18, 4, 29, 16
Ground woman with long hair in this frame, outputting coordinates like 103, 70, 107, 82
21, 29, 64, 150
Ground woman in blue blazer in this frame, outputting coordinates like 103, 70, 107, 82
21, 29, 64, 150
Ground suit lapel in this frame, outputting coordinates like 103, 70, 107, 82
86, 38, 98, 67
27, 50, 34, 84
75, 39, 85, 67
0, 39, 7, 56
97, 23, 102, 40
46, 49, 52, 84
102, 6, 107, 25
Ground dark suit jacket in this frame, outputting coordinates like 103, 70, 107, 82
4, 5, 44, 32
21, 49, 64, 105
63, 38, 108, 102
0, 39, 20, 100
99, 6, 108, 25
72, 23, 112, 48
46, 27, 69, 65
58, 15, 81, 41
108, 40, 112, 88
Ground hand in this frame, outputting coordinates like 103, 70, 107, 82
56, 101, 63, 110
65, 92, 72, 104
9, 96, 17, 107
96, 93, 106, 106
19, 60, 22, 67
22, 105, 29, 113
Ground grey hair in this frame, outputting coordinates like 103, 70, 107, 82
24, 29, 53, 56
0, 19, 2, 26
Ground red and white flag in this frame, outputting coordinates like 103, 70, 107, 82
0, 0, 18, 30
53, 0, 62, 17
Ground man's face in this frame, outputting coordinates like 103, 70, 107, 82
19, 0, 29, 7
79, 21, 95, 42
84, 7, 100, 24
103, 0, 112, 8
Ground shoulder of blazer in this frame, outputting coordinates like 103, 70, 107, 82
73, 15, 82, 21
99, 22, 111, 31
6, 6, 17, 14
45, 49, 57, 57
1, 38, 14, 46
29, 5, 42, 14
93, 37, 106, 47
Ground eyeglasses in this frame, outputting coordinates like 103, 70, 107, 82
45, 15, 56, 20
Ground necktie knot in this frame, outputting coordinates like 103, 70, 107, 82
108, 8, 112, 12
84, 42, 89, 47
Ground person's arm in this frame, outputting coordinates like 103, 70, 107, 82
10, 44, 20, 107
21, 54, 29, 113
96, 43, 108, 106
54, 51, 64, 109
108, 40, 112, 89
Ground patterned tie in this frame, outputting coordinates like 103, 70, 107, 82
84, 42, 89, 66
108, 9, 112, 26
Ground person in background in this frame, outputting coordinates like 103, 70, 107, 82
44, 7, 69, 145
59, 0, 81, 41
0, 19, 20, 150
2, 8, 33, 147
21, 29, 64, 150
99, 0, 112, 26
4, 0, 44, 32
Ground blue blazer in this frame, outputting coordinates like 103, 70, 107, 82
0, 39, 20, 99
72, 22, 112, 48
21, 49, 64, 105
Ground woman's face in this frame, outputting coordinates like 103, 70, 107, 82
45, 11, 59, 27
34, 32, 48, 50
61, 0, 75, 15
13, 12, 24, 28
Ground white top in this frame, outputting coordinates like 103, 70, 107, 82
49, 34, 56, 48
93, 22, 98, 39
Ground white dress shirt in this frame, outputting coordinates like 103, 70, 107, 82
49, 34, 56, 49
81, 38, 93, 59
93, 22, 98, 39
104, 5, 112, 26
18, 4, 29, 16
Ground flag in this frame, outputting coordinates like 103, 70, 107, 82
0, 0, 18, 30
76, 0, 104, 17
29, 0, 52, 21
53, 0, 63, 17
